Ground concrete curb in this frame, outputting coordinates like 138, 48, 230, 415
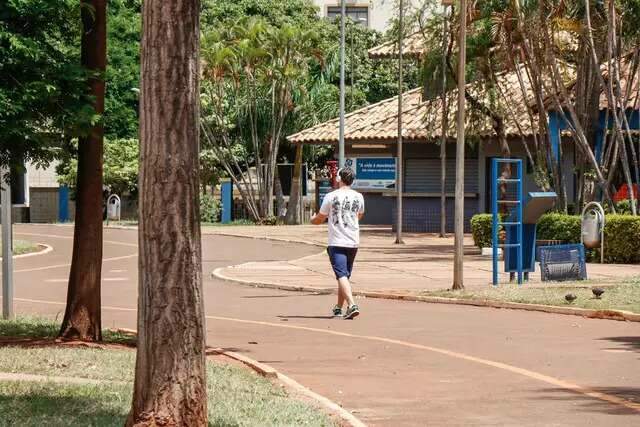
206, 347, 278, 379
0, 243, 53, 261
212, 267, 640, 323
201, 230, 325, 248
112, 328, 365, 427
206, 348, 366, 427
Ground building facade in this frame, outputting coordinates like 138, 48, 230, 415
313, 1, 404, 32
288, 68, 579, 233
1, 162, 74, 224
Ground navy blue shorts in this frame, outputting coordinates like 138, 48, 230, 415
327, 246, 358, 279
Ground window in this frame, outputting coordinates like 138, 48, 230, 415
326, 6, 369, 26
0, 167, 28, 206
10, 169, 27, 205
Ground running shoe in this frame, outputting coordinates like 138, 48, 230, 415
332, 306, 343, 317
344, 304, 360, 320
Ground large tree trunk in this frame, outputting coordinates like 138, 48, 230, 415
58, 0, 106, 341
128, 0, 207, 425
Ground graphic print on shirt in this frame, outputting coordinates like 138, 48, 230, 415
331, 196, 341, 226
331, 195, 360, 230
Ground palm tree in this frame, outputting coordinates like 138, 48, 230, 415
201, 18, 322, 222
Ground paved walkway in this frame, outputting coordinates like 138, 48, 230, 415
4, 224, 640, 426
207, 225, 640, 294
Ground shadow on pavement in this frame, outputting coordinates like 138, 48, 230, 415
599, 336, 640, 354
535, 387, 640, 416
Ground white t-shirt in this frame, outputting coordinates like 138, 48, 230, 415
319, 187, 365, 248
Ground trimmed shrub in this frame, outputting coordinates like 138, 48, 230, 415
536, 213, 581, 243
615, 199, 637, 215
200, 193, 221, 223
471, 214, 498, 248
259, 216, 278, 226
603, 215, 640, 264
471, 212, 640, 263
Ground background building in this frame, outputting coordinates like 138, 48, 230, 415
1, 162, 73, 224
313, 1, 409, 32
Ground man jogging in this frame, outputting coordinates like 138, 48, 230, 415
311, 168, 364, 320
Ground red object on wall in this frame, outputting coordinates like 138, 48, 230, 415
326, 160, 338, 188
613, 184, 639, 203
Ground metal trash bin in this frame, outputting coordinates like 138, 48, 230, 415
107, 195, 121, 222
539, 244, 587, 282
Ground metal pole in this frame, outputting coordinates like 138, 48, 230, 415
440, 4, 449, 238
339, 0, 346, 168
395, 0, 405, 244
453, 0, 467, 290
1, 168, 14, 319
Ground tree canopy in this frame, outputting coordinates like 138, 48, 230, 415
0, 0, 91, 168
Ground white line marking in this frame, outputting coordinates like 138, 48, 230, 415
103, 278, 128, 282
15, 253, 138, 274
14, 232, 138, 248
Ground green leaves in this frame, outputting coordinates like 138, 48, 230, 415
57, 138, 139, 196
0, 0, 89, 167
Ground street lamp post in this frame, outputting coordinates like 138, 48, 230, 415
453, 0, 466, 290
440, 2, 451, 239
395, 0, 405, 244
1, 168, 13, 319
339, 0, 346, 168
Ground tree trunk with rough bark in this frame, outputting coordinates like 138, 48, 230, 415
59, 0, 106, 342
128, 0, 207, 425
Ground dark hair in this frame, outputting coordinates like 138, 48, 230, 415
339, 167, 355, 186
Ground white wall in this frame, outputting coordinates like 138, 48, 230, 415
27, 161, 60, 189
313, 1, 400, 32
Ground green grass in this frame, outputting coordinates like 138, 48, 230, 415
0, 240, 40, 256
0, 317, 135, 345
422, 278, 640, 313
0, 347, 135, 382
0, 318, 335, 426
201, 219, 256, 227
0, 381, 132, 427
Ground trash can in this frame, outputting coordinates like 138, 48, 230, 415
107, 195, 121, 222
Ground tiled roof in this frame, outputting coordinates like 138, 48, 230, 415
288, 66, 543, 145
599, 56, 639, 110
368, 32, 426, 59
288, 55, 637, 146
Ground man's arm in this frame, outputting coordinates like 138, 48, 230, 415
311, 212, 328, 225
313, 193, 331, 225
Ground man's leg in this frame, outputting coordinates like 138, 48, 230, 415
342, 248, 360, 319
329, 247, 346, 315
337, 285, 346, 308
337, 277, 355, 307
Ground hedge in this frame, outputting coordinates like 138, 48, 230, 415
200, 193, 221, 223
470, 212, 640, 264
536, 213, 581, 243
603, 215, 640, 264
470, 214, 496, 249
